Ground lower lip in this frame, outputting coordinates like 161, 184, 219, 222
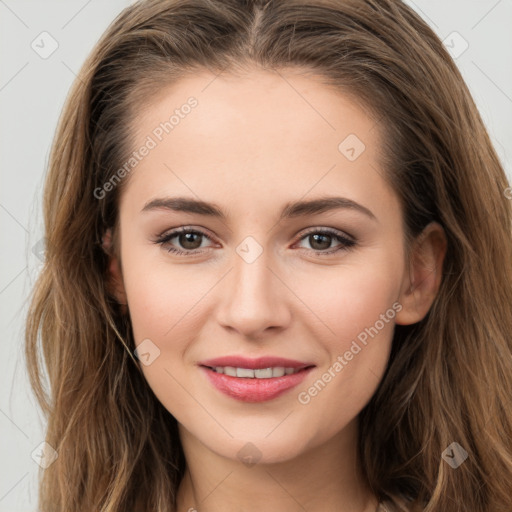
200, 366, 314, 402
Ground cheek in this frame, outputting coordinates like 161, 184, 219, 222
120, 255, 206, 418
119, 244, 221, 404
289, 257, 401, 425
121, 242, 213, 345
289, 250, 402, 344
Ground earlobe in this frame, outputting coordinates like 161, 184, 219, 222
102, 228, 128, 311
395, 222, 447, 326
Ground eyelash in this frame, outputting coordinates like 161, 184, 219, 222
153, 226, 356, 257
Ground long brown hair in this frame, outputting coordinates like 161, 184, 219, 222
25, 0, 512, 510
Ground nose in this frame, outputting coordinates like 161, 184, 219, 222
215, 245, 292, 339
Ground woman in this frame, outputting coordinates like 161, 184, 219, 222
25, 0, 512, 511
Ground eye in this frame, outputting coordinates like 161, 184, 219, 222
294, 228, 356, 255
153, 226, 357, 257
153, 227, 215, 256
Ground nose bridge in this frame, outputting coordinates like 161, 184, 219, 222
216, 235, 290, 336
234, 242, 273, 298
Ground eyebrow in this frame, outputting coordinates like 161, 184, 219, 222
141, 195, 377, 222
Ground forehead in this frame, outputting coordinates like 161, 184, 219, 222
131, 67, 380, 154
120, 68, 395, 218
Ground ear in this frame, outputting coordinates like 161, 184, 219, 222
395, 221, 447, 325
101, 228, 128, 312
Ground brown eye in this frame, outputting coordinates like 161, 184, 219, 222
177, 232, 204, 250
308, 233, 333, 251
296, 228, 356, 255
155, 227, 214, 255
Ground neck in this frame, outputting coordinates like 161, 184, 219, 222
175, 418, 379, 512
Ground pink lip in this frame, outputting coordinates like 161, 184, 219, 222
199, 355, 315, 402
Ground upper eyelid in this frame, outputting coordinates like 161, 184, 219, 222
158, 226, 217, 243
299, 226, 355, 240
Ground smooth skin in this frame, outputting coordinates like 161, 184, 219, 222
104, 67, 447, 512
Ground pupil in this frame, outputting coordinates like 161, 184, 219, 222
311, 233, 331, 250
181, 232, 201, 249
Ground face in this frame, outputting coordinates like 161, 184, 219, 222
106, 68, 440, 465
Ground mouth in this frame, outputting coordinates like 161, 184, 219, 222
206, 365, 307, 378
198, 356, 315, 402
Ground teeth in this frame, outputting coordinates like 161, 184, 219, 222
236, 368, 254, 378
211, 366, 301, 378
272, 367, 285, 377
224, 366, 237, 377
254, 368, 272, 378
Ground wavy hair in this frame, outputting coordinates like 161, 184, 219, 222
25, 0, 512, 510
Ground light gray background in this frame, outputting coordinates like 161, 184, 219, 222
1, 1, 511, 510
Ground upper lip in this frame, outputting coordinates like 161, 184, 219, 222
199, 356, 315, 370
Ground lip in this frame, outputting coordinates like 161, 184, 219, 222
200, 355, 314, 370
199, 355, 316, 402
